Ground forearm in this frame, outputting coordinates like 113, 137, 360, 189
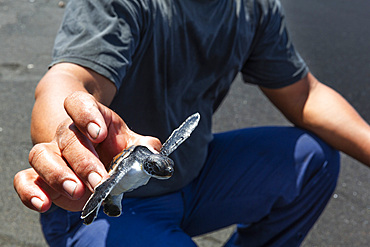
262, 73, 370, 167
299, 81, 370, 166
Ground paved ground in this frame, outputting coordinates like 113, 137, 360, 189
0, 0, 368, 246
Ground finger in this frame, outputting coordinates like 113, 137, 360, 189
56, 120, 109, 191
127, 132, 162, 153
64, 91, 162, 165
29, 141, 87, 200
14, 168, 53, 213
63, 91, 110, 143
14, 168, 93, 212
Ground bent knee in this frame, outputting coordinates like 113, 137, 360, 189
294, 132, 340, 190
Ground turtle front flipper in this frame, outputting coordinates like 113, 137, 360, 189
103, 193, 124, 217
81, 168, 129, 224
81, 149, 135, 225
82, 207, 100, 225
80, 177, 115, 225
160, 113, 200, 156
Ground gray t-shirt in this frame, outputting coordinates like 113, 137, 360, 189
51, 0, 308, 197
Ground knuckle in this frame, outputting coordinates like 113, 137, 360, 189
13, 171, 24, 193
55, 122, 82, 153
13, 169, 31, 186
64, 91, 87, 106
70, 154, 97, 176
55, 119, 73, 139
28, 144, 66, 188
58, 131, 79, 153
65, 92, 98, 119
29, 143, 49, 167
13, 170, 35, 201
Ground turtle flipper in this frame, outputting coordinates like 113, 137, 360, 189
103, 193, 124, 217
160, 113, 200, 156
82, 206, 100, 225
80, 177, 115, 225
81, 162, 132, 224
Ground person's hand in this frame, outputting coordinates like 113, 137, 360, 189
14, 91, 161, 212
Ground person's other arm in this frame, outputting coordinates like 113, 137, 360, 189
261, 72, 370, 167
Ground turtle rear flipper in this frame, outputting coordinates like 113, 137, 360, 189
103, 194, 124, 217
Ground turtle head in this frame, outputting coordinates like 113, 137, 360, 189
143, 154, 174, 179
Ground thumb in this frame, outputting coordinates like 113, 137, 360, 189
63, 91, 110, 143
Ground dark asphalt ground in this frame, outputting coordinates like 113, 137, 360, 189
0, 0, 368, 246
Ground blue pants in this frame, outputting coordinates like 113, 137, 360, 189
40, 127, 340, 247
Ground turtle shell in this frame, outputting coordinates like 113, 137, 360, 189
108, 145, 137, 174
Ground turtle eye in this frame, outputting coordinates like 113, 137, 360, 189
143, 161, 156, 175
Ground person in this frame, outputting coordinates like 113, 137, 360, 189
13, 0, 370, 246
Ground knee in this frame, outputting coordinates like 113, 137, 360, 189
294, 133, 340, 190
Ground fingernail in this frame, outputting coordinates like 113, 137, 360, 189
88, 172, 102, 189
63, 180, 77, 198
87, 122, 101, 139
31, 197, 44, 211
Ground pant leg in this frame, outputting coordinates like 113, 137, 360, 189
181, 127, 340, 247
41, 192, 197, 247
40, 126, 340, 247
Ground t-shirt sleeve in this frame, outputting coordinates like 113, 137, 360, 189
50, 0, 143, 89
241, 0, 308, 88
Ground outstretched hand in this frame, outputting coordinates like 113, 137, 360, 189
14, 91, 161, 212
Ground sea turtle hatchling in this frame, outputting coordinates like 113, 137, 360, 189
81, 112, 200, 225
